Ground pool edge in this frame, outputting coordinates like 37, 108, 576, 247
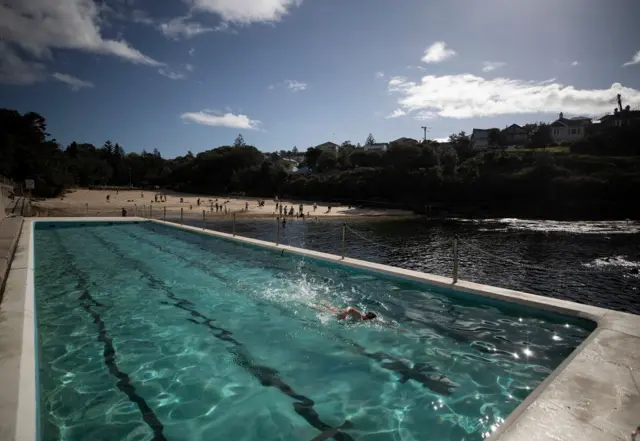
10, 217, 640, 441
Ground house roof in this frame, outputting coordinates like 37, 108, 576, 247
551, 117, 591, 127
599, 110, 640, 121
471, 129, 489, 139
502, 124, 527, 134
390, 137, 419, 144
315, 142, 339, 149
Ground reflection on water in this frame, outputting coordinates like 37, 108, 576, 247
179, 216, 640, 314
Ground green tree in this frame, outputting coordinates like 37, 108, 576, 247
365, 133, 376, 146
234, 134, 246, 147
292, 146, 298, 154
487, 128, 501, 147
316, 151, 338, 172
304, 147, 323, 170
529, 123, 553, 150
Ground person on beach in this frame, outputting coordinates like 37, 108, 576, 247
121, 207, 127, 217
312, 301, 377, 322
289, 206, 294, 217
313, 203, 318, 212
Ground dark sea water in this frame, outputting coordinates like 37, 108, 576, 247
176, 214, 640, 315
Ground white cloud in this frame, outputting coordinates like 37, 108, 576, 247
160, 16, 214, 39
189, 0, 303, 24
422, 41, 456, 64
414, 110, 437, 120
375, 71, 385, 79
407, 65, 426, 71
158, 68, 186, 80
269, 79, 307, 91
385, 109, 406, 119
131, 9, 155, 25
623, 50, 640, 67
185, 64, 195, 72
481, 61, 506, 72
571, 61, 580, 67
189, 48, 196, 56
0, 42, 46, 85
285, 79, 306, 91
181, 110, 261, 130
388, 74, 640, 119
51, 72, 94, 91
0, 0, 161, 66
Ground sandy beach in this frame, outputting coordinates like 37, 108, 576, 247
32, 189, 414, 220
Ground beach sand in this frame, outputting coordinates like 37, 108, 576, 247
32, 189, 414, 220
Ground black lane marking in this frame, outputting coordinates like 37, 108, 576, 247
49, 231, 168, 441
90, 230, 355, 441
121, 225, 459, 395
334, 335, 457, 395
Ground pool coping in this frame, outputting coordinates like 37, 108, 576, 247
3, 217, 639, 441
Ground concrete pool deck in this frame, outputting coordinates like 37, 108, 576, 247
1, 217, 639, 441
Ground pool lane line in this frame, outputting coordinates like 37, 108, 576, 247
89, 229, 356, 441
120, 225, 460, 396
48, 230, 168, 441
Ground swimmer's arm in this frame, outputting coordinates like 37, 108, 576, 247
338, 307, 363, 320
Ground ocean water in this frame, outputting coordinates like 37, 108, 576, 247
34, 222, 594, 441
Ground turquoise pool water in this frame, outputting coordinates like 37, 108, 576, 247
34, 221, 594, 441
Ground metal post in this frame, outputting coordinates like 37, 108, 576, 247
164, 206, 166, 220
452, 235, 459, 284
150, 205, 152, 219
341, 223, 346, 260
276, 217, 280, 246
85, 203, 88, 216
143, 205, 146, 218
180, 207, 184, 224
203, 210, 206, 230
233, 213, 236, 236
134, 204, 137, 217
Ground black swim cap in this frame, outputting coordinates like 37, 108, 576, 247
364, 312, 377, 320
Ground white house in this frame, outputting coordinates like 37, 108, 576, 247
549, 113, 591, 143
470, 129, 490, 150
364, 143, 389, 152
315, 142, 340, 156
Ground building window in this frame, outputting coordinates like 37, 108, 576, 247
570, 128, 578, 135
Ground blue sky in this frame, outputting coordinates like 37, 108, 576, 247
1, 0, 640, 157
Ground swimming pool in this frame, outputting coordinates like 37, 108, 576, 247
33, 221, 595, 441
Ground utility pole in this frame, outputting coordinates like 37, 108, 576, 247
421, 126, 429, 142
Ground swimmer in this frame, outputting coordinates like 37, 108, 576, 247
312, 301, 377, 321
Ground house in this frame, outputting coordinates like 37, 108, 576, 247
390, 137, 420, 147
470, 129, 490, 150
315, 142, 340, 156
364, 143, 389, 152
280, 158, 299, 172
598, 106, 640, 128
501, 124, 528, 145
549, 113, 591, 143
